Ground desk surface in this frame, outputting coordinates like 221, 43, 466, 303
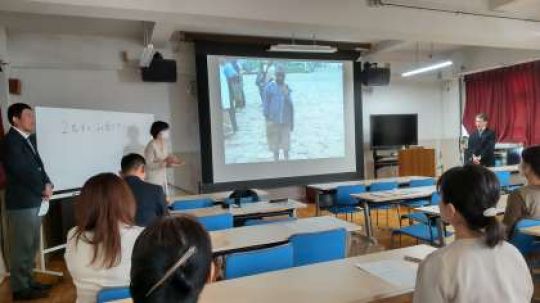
415, 195, 508, 216
489, 165, 519, 173
352, 186, 436, 203
169, 189, 270, 203
307, 176, 431, 192
111, 244, 435, 303
210, 216, 361, 254
519, 225, 540, 237
172, 200, 306, 218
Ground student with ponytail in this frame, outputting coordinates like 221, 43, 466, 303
414, 165, 533, 303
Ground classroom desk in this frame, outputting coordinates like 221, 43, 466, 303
519, 225, 540, 237
210, 216, 361, 255
169, 188, 270, 204
352, 186, 437, 242
172, 199, 307, 226
414, 195, 508, 246
489, 165, 519, 173
109, 244, 436, 303
307, 176, 431, 216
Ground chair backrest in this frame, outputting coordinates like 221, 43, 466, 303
369, 181, 398, 192
335, 185, 366, 206
495, 171, 511, 187
509, 219, 540, 255
197, 213, 234, 231
96, 287, 130, 303
430, 192, 441, 205
224, 243, 294, 279
289, 228, 347, 267
170, 198, 214, 211
409, 178, 436, 188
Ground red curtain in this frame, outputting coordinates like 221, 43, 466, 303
463, 61, 540, 146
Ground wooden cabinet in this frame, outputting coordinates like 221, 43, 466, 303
398, 148, 435, 177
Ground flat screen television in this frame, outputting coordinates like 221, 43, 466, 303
370, 114, 418, 148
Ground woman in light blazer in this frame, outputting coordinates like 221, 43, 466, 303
144, 121, 183, 193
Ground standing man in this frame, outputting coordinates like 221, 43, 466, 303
263, 65, 294, 161
120, 153, 168, 227
466, 113, 496, 167
4, 103, 53, 300
222, 60, 240, 132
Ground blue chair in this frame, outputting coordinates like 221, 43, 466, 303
243, 217, 297, 226
170, 198, 214, 211
197, 213, 233, 231
328, 185, 366, 221
401, 192, 441, 225
97, 287, 130, 303
224, 243, 294, 279
289, 228, 347, 267
509, 219, 540, 256
495, 171, 522, 192
368, 181, 399, 227
404, 178, 436, 208
391, 223, 450, 247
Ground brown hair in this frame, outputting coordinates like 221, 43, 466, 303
73, 173, 136, 268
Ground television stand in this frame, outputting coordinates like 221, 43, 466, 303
372, 148, 399, 178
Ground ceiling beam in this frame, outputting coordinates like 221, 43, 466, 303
149, 22, 177, 47
181, 32, 372, 51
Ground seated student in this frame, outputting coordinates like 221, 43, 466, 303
414, 165, 533, 303
121, 153, 169, 227
65, 173, 144, 303
130, 216, 214, 303
503, 145, 540, 237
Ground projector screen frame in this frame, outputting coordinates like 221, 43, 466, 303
195, 41, 364, 192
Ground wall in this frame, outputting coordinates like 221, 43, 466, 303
362, 77, 461, 178
5, 32, 201, 193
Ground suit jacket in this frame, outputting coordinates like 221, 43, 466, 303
3, 128, 51, 210
466, 128, 496, 167
124, 176, 168, 227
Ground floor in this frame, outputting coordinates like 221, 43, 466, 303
0, 203, 532, 302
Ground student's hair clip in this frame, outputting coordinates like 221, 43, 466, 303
482, 207, 498, 217
145, 246, 197, 298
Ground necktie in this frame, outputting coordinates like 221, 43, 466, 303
26, 138, 37, 155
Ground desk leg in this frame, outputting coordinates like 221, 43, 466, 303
315, 190, 321, 217
361, 201, 376, 244
435, 217, 446, 247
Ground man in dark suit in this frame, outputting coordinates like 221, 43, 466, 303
4, 103, 53, 300
121, 153, 168, 226
466, 113, 496, 167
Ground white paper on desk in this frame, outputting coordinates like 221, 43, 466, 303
356, 260, 418, 288
38, 200, 50, 217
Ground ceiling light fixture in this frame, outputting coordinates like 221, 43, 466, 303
401, 60, 453, 77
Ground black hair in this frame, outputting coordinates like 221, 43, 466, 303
521, 145, 540, 178
7, 103, 32, 125
150, 121, 170, 139
476, 113, 489, 122
121, 153, 146, 174
130, 216, 212, 303
437, 164, 504, 248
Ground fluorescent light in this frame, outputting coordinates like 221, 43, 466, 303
268, 44, 337, 54
401, 60, 453, 77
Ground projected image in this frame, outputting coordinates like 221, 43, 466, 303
219, 58, 345, 164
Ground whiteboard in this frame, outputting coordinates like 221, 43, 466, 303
35, 106, 154, 192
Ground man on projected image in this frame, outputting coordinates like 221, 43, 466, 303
263, 64, 294, 161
